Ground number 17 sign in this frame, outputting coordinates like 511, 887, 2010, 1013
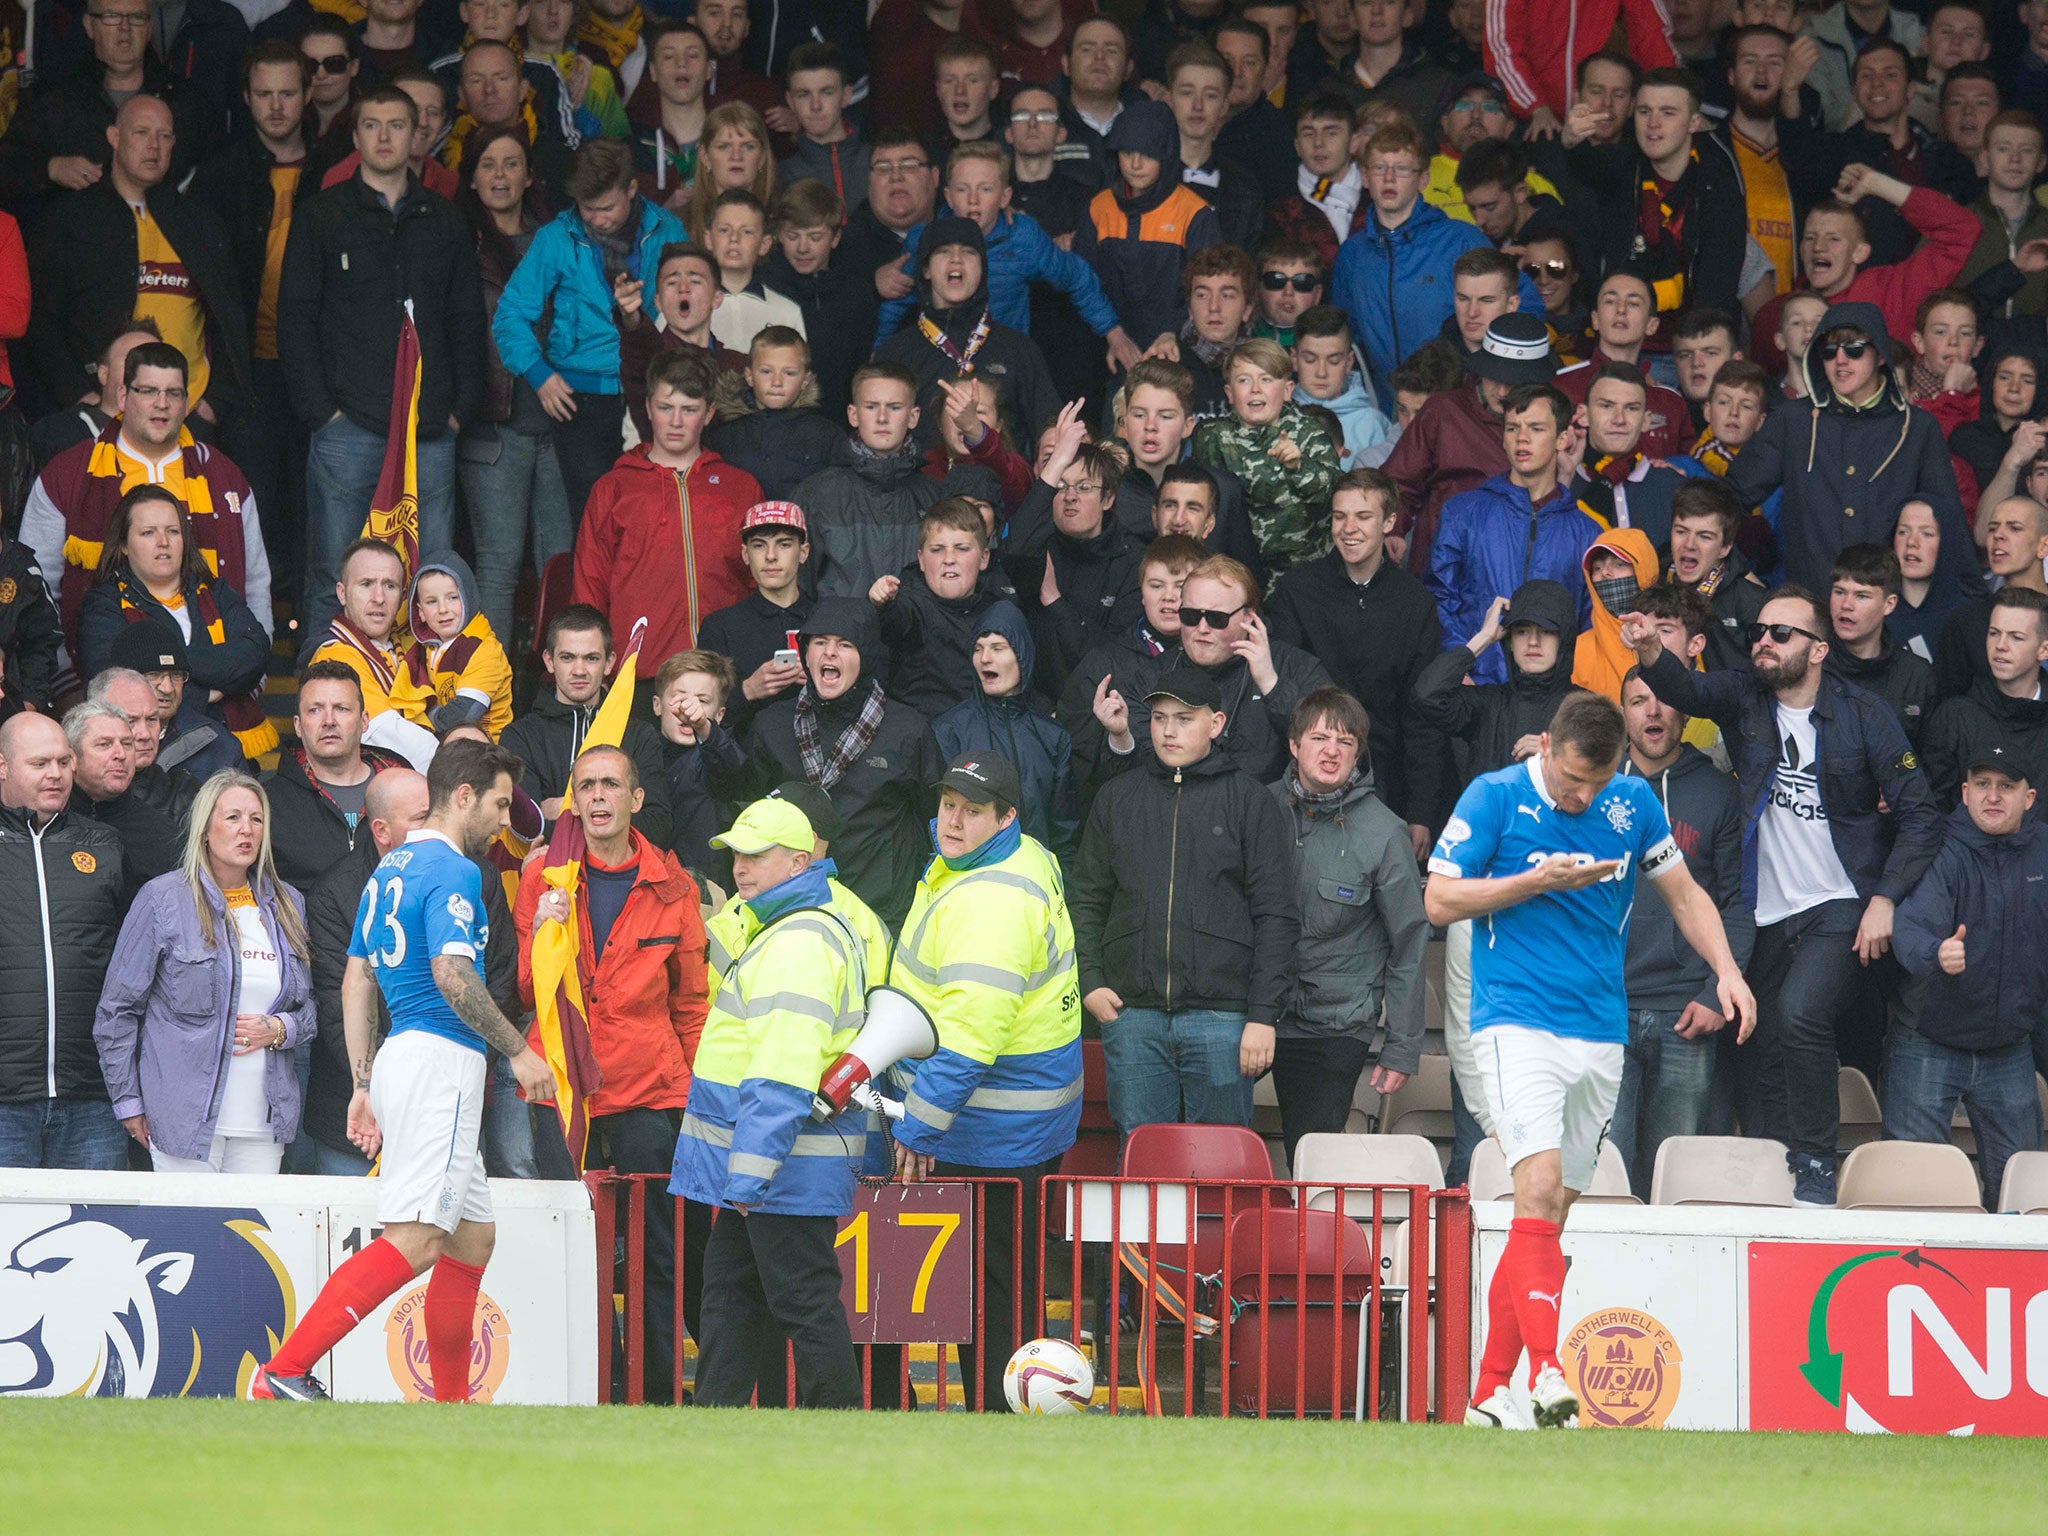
835, 1183, 977, 1344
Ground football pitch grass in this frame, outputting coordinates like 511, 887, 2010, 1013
4, 1401, 2041, 1535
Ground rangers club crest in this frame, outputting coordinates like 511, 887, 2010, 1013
1602, 798, 1633, 834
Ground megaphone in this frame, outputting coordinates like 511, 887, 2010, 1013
811, 986, 938, 1121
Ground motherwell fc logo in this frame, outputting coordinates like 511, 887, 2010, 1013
1563, 1308, 1683, 1428
384, 1283, 512, 1402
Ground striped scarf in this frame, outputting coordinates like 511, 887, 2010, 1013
115, 576, 279, 757
576, 5, 641, 69
324, 612, 407, 695
440, 91, 542, 173
1576, 452, 1640, 531
66, 429, 222, 579
1689, 428, 1734, 478
792, 678, 886, 790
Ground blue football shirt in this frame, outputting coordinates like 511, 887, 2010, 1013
348, 830, 490, 1052
1428, 756, 1682, 1044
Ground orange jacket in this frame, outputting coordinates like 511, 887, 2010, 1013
515, 830, 708, 1117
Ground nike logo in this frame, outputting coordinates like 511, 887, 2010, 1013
1527, 1289, 1561, 1309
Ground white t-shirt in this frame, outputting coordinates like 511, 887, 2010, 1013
1754, 704, 1860, 926
215, 894, 283, 1139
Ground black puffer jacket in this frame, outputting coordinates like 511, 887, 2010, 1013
1001, 477, 1147, 697
1411, 578, 1587, 789
1826, 636, 1938, 750
0, 804, 125, 1102
1920, 675, 2048, 815
1072, 747, 1299, 1022
707, 388, 843, 501
795, 437, 1001, 600
264, 745, 409, 890
0, 539, 62, 717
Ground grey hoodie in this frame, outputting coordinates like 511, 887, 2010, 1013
1620, 745, 1755, 1015
1270, 772, 1430, 1067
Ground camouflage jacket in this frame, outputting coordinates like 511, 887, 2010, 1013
1191, 402, 1340, 571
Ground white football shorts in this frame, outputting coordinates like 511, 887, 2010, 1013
370, 1029, 493, 1232
1471, 1023, 1623, 1193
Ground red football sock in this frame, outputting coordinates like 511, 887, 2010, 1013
1473, 1233, 1525, 1403
1508, 1217, 1566, 1382
268, 1237, 417, 1377
424, 1257, 487, 1403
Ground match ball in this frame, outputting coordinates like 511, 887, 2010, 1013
1003, 1337, 1094, 1415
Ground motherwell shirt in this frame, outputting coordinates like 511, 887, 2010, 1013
254, 165, 303, 361
1732, 130, 1795, 297
131, 202, 211, 405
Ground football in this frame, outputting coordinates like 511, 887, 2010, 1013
1003, 1337, 1094, 1415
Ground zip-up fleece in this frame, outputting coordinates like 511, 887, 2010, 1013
0, 805, 125, 1103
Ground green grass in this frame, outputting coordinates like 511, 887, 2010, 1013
1, 1401, 2040, 1534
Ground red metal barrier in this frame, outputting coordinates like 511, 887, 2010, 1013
585, 1170, 1473, 1416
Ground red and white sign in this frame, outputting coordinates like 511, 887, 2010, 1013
1748, 1243, 2048, 1436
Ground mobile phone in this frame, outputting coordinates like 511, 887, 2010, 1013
774, 648, 799, 667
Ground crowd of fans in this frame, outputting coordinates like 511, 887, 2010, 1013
0, 0, 2046, 1231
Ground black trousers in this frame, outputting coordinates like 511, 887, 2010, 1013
1743, 899, 1865, 1162
223, 358, 307, 610
1269, 1033, 1373, 1166
550, 391, 627, 524
933, 1154, 1062, 1412
695, 1208, 860, 1409
590, 1107, 707, 1404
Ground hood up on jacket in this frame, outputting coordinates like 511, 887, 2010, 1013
799, 594, 880, 681
972, 599, 1038, 696
409, 549, 486, 647
1802, 301, 1907, 412
1502, 578, 1579, 690
1571, 527, 1659, 702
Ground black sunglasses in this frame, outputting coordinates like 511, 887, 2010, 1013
305, 52, 351, 74
1746, 622, 1824, 647
1178, 603, 1247, 630
1261, 271, 1320, 293
1817, 339, 1871, 362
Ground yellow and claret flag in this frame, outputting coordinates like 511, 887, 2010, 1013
530, 617, 648, 1171
361, 300, 422, 581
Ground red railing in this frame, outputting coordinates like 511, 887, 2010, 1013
583, 1171, 1473, 1418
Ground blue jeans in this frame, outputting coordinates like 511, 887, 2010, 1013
483, 1049, 539, 1178
1882, 1029, 2041, 1208
0, 1097, 127, 1169
1611, 1008, 1722, 1198
305, 1136, 374, 1176
458, 424, 575, 645
301, 413, 457, 652
1101, 1006, 1254, 1135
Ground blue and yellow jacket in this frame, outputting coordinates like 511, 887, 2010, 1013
889, 821, 1082, 1168
671, 863, 869, 1215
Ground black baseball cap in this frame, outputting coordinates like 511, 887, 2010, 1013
939, 752, 1021, 810
768, 780, 839, 843
108, 618, 190, 677
1964, 739, 2030, 783
1144, 667, 1223, 711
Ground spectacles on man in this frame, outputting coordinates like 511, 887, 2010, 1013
1009, 109, 1059, 125
1178, 603, 1247, 630
1746, 621, 1823, 647
872, 158, 929, 178
1057, 480, 1102, 498
304, 51, 352, 74
1450, 98, 1508, 116
1816, 339, 1870, 362
127, 384, 187, 403
1261, 271, 1319, 292
90, 7, 150, 26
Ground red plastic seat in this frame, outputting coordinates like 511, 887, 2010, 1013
531, 552, 576, 660
1223, 1207, 1376, 1417
1119, 1123, 1287, 1284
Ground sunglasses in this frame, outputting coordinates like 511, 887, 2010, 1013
1817, 339, 1871, 362
1746, 622, 1824, 647
305, 52, 352, 74
1178, 603, 1247, 630
1521, 259, 1572, 280
1261, 270, 1320, 292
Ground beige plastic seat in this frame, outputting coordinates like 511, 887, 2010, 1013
1294, 1132, 1442, 1223
1578, 1140, 1641, 1204
1452, 1136, 1636, 1202
1836, 1140, 1982, 1212
1251, 1072, 1287, 1178
1837, 1067, 1883, 1152
1373, 1055, 1455, 1171
1650, 1136, 1796, 1207
1997, 1150, 2048, 1214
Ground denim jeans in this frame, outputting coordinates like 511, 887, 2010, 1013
1611, 1008, 1722, 1198
1100, 1006, 1254, 1135
483, 1049, 539, 1178
0, 1097, 127, 1169
1882, 1029, 2041, 1208
458, 424, 575, 644
305, 1137, 375, 1176
1743, 898, 1865, 1162
301, 413, 457, 652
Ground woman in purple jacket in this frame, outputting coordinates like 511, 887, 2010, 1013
94, 771, 315, 1174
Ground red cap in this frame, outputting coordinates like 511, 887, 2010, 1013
741, 500, 808, 536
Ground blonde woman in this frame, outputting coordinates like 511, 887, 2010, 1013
94, 771, 315, 1173
683, 100, 776, 245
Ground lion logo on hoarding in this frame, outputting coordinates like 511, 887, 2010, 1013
383, 1283, 511, 1402
0, 1205, 295, 1398
1563, 1307, 1683, 1428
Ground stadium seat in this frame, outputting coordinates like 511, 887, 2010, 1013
1251, 1072, 1288, 1178
1343, 1060, 1383, 1133
1371, 1055, 1455, 1171
1464, 1137, 1637, 1202
1649, 1136, 1796, 1207
1293, 1133, 1441, 1223
1222, 1207, 1376, 1417
530, 552, 576, 661
1119, 1123, 1284, 1274
1836, 1141, 1982, 1212
1578, 1141, 1640, 1204
1997, 1151, 2048, 1215
1050, 1041, 1119, 1233
1837, 1067, 1883, 1153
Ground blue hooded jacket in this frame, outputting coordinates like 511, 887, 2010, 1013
1425, 474, 1599, 686
875, 206, 1121, 345
1331, 199, 1542, 404
492, 197, 686, 393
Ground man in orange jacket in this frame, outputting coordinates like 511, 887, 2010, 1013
518, 742, 708, 1403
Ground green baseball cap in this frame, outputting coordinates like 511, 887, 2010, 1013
711, 798, 815, 856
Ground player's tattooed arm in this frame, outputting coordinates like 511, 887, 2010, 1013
431, 955, 531, 1059
341, 957, 381, 1092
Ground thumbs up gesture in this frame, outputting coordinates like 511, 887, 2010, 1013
1939, 924, 1967, 976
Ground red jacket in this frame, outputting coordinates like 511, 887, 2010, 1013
515, 830, 707, 1118
1484, 0, 1676, 122
1384, 380, 1509, 576
0, 211, 27, 392
573, 445, 760, 665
